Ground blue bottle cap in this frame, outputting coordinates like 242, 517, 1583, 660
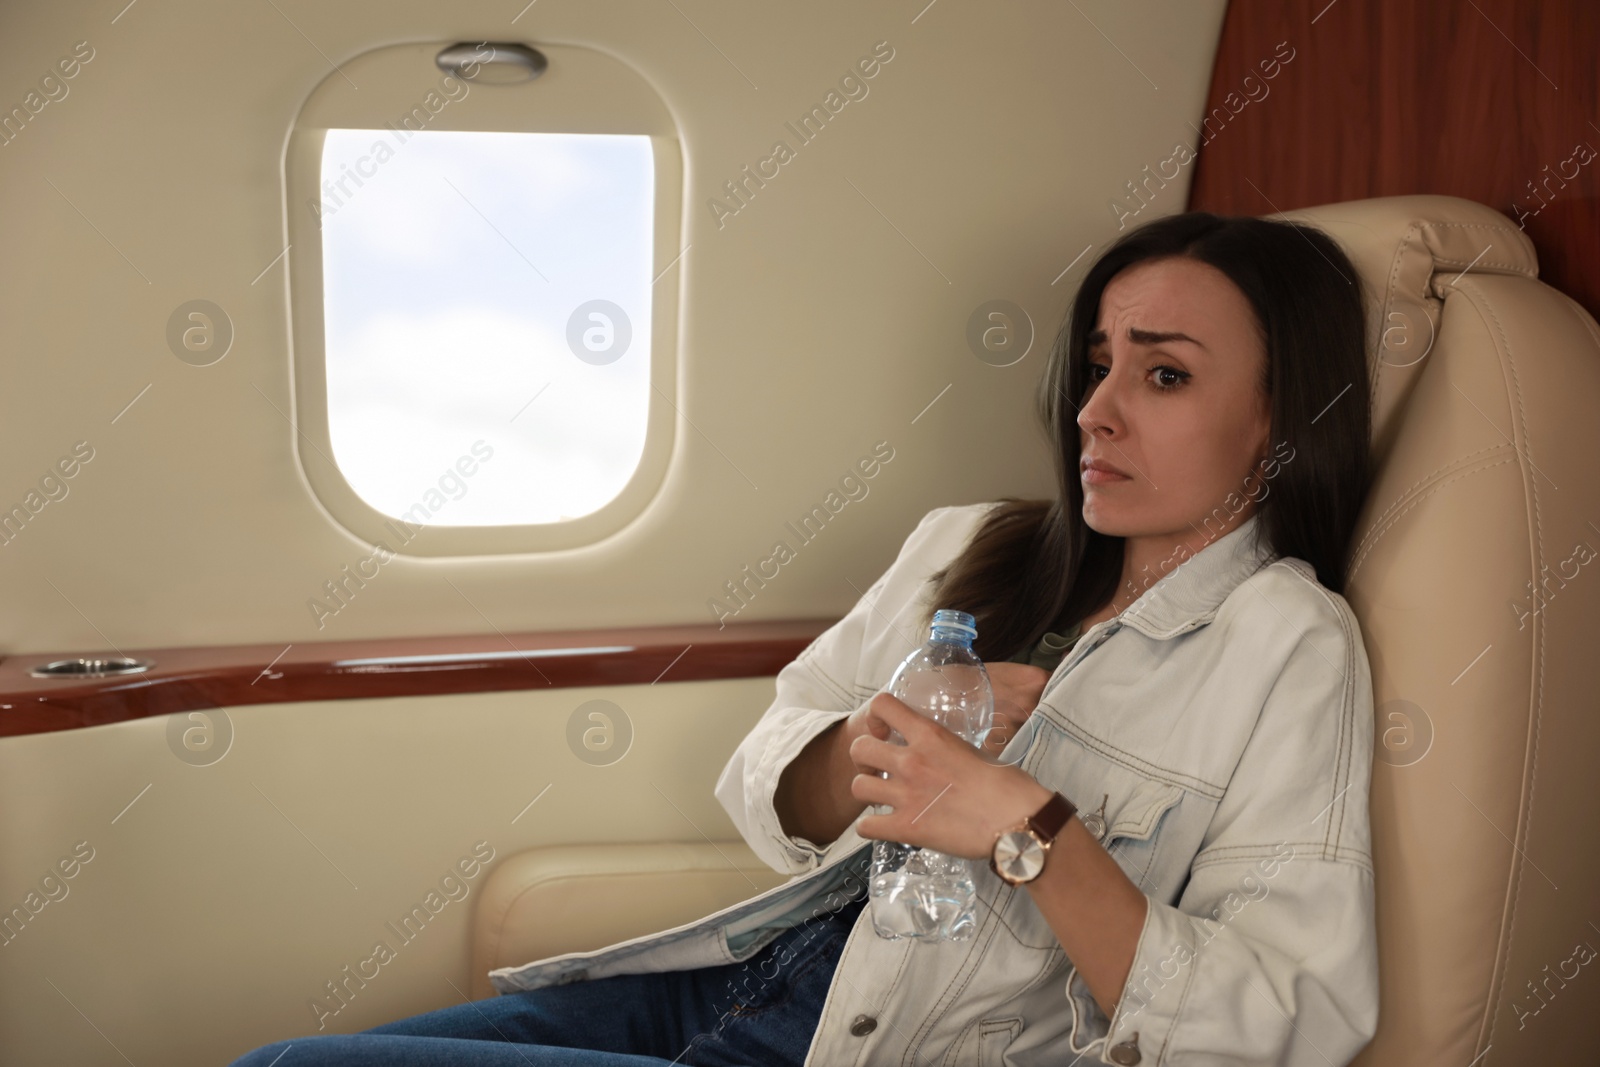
930, 608, 977, 640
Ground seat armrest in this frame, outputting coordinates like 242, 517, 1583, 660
470, 841, 790, 999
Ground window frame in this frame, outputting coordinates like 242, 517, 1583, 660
282, 40, 683, 556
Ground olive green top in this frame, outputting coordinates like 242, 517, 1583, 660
1005, 617, 1085, 672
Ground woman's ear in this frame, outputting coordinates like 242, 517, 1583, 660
1251, 422, 1273, 473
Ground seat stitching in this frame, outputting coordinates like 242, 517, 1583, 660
1348, 457, 1516, 582
1429, 256, 1533, 271
1373, 220, 1421, 432
1559, 289, 1600, 350
1350, 443, 1511, 564
1371, 217, 1537, 447
1419, 221, 1539, 272
1450, 277, 1542, 1055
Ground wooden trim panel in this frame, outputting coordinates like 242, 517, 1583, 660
1187, 0, 1599, 325
0, 619, 833, 738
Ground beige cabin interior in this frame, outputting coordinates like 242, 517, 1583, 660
1, 2, 1596, 1065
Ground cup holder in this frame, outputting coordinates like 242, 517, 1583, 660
29, 656, 154, 679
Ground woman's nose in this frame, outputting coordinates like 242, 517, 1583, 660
1077, 368, 1124, 439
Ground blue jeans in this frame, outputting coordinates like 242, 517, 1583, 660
229, 892, 867, 1067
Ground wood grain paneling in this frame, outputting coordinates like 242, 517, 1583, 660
1187, 0, 1599, 323
0, 619, 831, 737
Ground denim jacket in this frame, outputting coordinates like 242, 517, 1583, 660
489, 503, 1379, 1067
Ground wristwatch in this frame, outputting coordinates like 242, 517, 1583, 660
989, 790, 1077, 886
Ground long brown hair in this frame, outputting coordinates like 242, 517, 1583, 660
920, 211, 1373, 663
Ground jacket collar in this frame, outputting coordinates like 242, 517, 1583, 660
1111, 513, 1279, 640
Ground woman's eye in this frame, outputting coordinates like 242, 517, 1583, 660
1086, 362, 1188, 390
1152, 365, 1190, 390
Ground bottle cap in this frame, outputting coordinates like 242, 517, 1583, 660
931, 608, 978, 639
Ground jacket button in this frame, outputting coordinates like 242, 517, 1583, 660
1108, 1031, 1142, 1065
849, 1014, 877, 1036
1082, 794, 1110, 841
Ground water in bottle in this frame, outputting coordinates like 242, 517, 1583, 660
868, 608, 994, 942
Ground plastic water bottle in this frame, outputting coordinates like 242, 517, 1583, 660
868, 608, 994, 942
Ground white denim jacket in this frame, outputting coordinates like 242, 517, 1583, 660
490, 503, 1379, 1067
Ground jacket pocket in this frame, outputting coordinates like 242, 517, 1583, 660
984, 774, 1187, 951
1083, 775, 1187, 889
942, 1014, 1023, 1067
978, 1016, 1022, 1067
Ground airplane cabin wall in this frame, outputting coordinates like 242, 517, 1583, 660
0, 1, 1225, 653
0, 4, 1231, 1065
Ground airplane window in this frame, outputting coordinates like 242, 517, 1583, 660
318, 129, 654, 526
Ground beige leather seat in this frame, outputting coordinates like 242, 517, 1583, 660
474, 195, 1600, 1065
1277, 195, 1600, 1066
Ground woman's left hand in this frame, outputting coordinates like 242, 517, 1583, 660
849, 691, 1054, 862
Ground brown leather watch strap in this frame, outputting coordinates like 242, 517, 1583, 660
1027, 791, 1077, 844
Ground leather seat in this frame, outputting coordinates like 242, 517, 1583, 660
474, 195, 1600, 1064
1273, 195, 1600, 1065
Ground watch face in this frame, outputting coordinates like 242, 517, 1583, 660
992, 829, 1045, 884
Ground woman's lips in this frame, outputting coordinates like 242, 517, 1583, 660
1081, 460, 1131, 485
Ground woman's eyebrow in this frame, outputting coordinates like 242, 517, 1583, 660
1087, 326, 1209, 353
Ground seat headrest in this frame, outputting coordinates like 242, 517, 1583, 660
1266, 195, 1539, 463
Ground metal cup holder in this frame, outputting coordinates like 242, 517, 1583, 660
29, 656, 154, 679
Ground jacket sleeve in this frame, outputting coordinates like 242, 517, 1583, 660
1064, 583, 1379, 1066
713, 506, 954, 877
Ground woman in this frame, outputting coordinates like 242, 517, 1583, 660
231, 209, 1379, 1066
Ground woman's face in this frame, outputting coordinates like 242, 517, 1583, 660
1076, 256, 1271, 540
